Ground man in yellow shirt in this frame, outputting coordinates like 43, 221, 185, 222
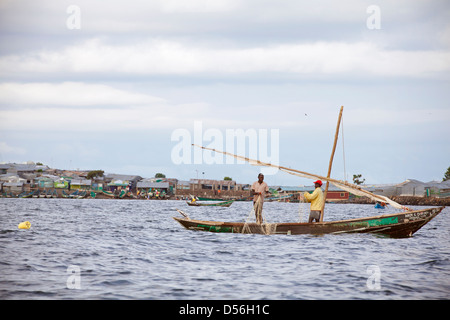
303, 180, 324, 223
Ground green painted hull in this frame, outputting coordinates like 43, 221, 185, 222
174, 206, 445, 238
186, 200, 234, 207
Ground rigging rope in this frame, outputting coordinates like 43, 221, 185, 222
341, 113, 347, 182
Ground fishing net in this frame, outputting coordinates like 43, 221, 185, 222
241, 196, 277, 235
298, 193, 306, 222
262, 222, 277, 235
241, 222, 278, 235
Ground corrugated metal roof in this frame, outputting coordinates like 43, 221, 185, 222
105, 174, 142, 181
71, 179, 92, 185
137, 181, 169, 188
3, 182, 24, 187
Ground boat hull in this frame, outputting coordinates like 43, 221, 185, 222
173, 206, 445, 238
186, 200, 234, 207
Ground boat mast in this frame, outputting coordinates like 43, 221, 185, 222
320, 106, 344, 222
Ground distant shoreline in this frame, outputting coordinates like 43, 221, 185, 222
1, 191, 448, 207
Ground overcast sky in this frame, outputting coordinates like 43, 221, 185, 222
0, 0, 449, 186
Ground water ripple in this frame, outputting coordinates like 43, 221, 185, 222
0, 198, 449, 299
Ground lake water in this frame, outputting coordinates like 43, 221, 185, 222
0, 198, 449, 300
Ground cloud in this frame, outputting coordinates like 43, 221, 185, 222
0, 103, 210, 132
345, 107, 450, 127
0, 141, 26, 155
160, 0, 240, 13
0, 39, 449, 80
0, 82, 165, 107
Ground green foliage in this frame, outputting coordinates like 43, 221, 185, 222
223, 176, 232, 181
353, 174, 365, 185
155, 173, 166, 178
87, 170, 104, 179
444, 166, 450, 181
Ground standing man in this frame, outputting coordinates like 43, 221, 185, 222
251, 173, 270, 224
303, 180, 324, 223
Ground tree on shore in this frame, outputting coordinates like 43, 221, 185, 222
444, 166, 450, 181
155, 173, 166, 178
353, 174, 365, 185
87, 170, 104, 179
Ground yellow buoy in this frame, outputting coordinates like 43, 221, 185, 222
18, 221, 31, 229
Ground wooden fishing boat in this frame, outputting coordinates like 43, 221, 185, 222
21, 191, 34, 198
68, 190, 79, 198
174, 107, 446, 238
174, 206, 445, 238
62, 190, 70, 198
102, 189, 115, 197
76, 191, 87, 199
186, 200, 234, 207
197, 197, 225, 201
117, 189, 127, 198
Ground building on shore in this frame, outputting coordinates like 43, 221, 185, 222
137, 180, 171, 194
173, 178, 249, 199
2, 182, 24, 193
104, 174, 142, 192
0, 173, 26, 193
366, 179, 450, 198
70, 179, 92, 190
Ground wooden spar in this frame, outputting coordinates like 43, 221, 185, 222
191, 144, 408, 210
321, 106, 344, 222
192, 144, 384, 201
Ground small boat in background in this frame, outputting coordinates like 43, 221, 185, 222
102, 189, 115, 197
186, 199, 234, 207
197, 197, 225, 201
21, 191, 34, 198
